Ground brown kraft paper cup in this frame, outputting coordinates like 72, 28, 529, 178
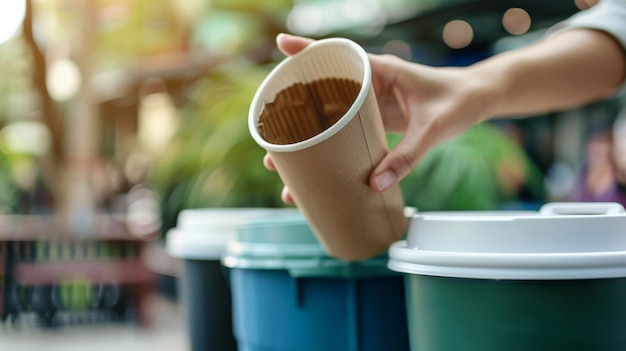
248, 38, 407, 260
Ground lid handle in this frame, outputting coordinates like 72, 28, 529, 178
539, 202, 626, 216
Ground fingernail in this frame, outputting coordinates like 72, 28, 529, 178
374, 170, 397, 192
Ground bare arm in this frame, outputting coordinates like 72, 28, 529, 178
369, 28, 626, 192
473, 29, 626, 120
265, 30, 626, 199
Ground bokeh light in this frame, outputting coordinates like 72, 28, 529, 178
0, 120, 51, 156
137, 78, 180, 156
46, 58, 82, 101
0, 0, 26, 45
442, 20, 473, 49
381, 40, 412, 61
126, 183, 162, 238
502, 8, 531, 36
287, 0, 384, 37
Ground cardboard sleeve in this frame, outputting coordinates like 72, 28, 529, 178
268, 84, 407, 260
249, 38, 407, 260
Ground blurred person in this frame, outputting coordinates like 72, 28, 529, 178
264, 0, 626, 203
614, 109, 626, 184
570, 132, 626, 204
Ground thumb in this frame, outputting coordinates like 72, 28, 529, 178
369, 125, 432, 192
276, 33, 315, 56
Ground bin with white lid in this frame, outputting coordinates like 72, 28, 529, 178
388, 202, 626, 351
222, 213, 410, 351
166, 208, 299, 351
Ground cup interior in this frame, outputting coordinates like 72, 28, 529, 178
249, 38, 371, 152
258, 78, 361, 145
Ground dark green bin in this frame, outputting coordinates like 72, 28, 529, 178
166, 208, 299, 351
388, 202, 626, 351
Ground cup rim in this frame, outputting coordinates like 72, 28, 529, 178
248, 37, 372, 152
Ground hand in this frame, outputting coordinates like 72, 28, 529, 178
262, 34, 492, 199
264, 34, 494, 201
366, 54, 493, 191
266, 26, 626, 204
363, 28, 625, 194
263, 153, 294, 204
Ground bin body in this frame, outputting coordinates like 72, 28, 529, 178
182, 259, 236, 351
388, 202, 626, 351
231, 269, 408, 351
167, 208, 299, 351
224, 214, 410, 351
405, 274, 626, 351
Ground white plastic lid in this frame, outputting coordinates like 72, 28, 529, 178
166, 208, 300, 259
388, 202, 626, 280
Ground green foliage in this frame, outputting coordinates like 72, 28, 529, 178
0, 37, 34, 121
150, 60, 286, 232
0, 37, 37, 213
95, 0, 188, 69
0, 151, 19, 213
396, 123, 545, 211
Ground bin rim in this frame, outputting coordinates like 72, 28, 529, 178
166, 228, 231, 260
222, 214, 397, 278
165, 208, 300, 260
388, 202, 626, 280
388, 240, 626, 280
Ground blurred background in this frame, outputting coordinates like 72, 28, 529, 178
0, 0, 624, 349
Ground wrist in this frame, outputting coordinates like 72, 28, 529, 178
459, 64, 508, 123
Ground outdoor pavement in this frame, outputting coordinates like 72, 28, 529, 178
0, 294, 189, 351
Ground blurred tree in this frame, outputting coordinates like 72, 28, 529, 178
95, 0, 190, 69
150, 60, 287, 234
23, 0, 64, 167
142, 0, 294, 235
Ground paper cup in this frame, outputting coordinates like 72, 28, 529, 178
248, 37, 407, 260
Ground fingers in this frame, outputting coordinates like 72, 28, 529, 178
370, 124, 431, 192
368, 55, 413, 133
367, 55, 439, 191
276, 33, 314, 56
263, 153, 276, 170
281, 186, 294, 204
264, 153, 295, 204
370, 147, 424, 193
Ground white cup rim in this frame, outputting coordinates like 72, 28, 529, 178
248, 37, 372, 153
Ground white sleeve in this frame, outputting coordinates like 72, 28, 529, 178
549, 0, 626, 92
549, 0, 626, 47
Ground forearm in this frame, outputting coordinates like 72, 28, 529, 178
470, 29, 626, 120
